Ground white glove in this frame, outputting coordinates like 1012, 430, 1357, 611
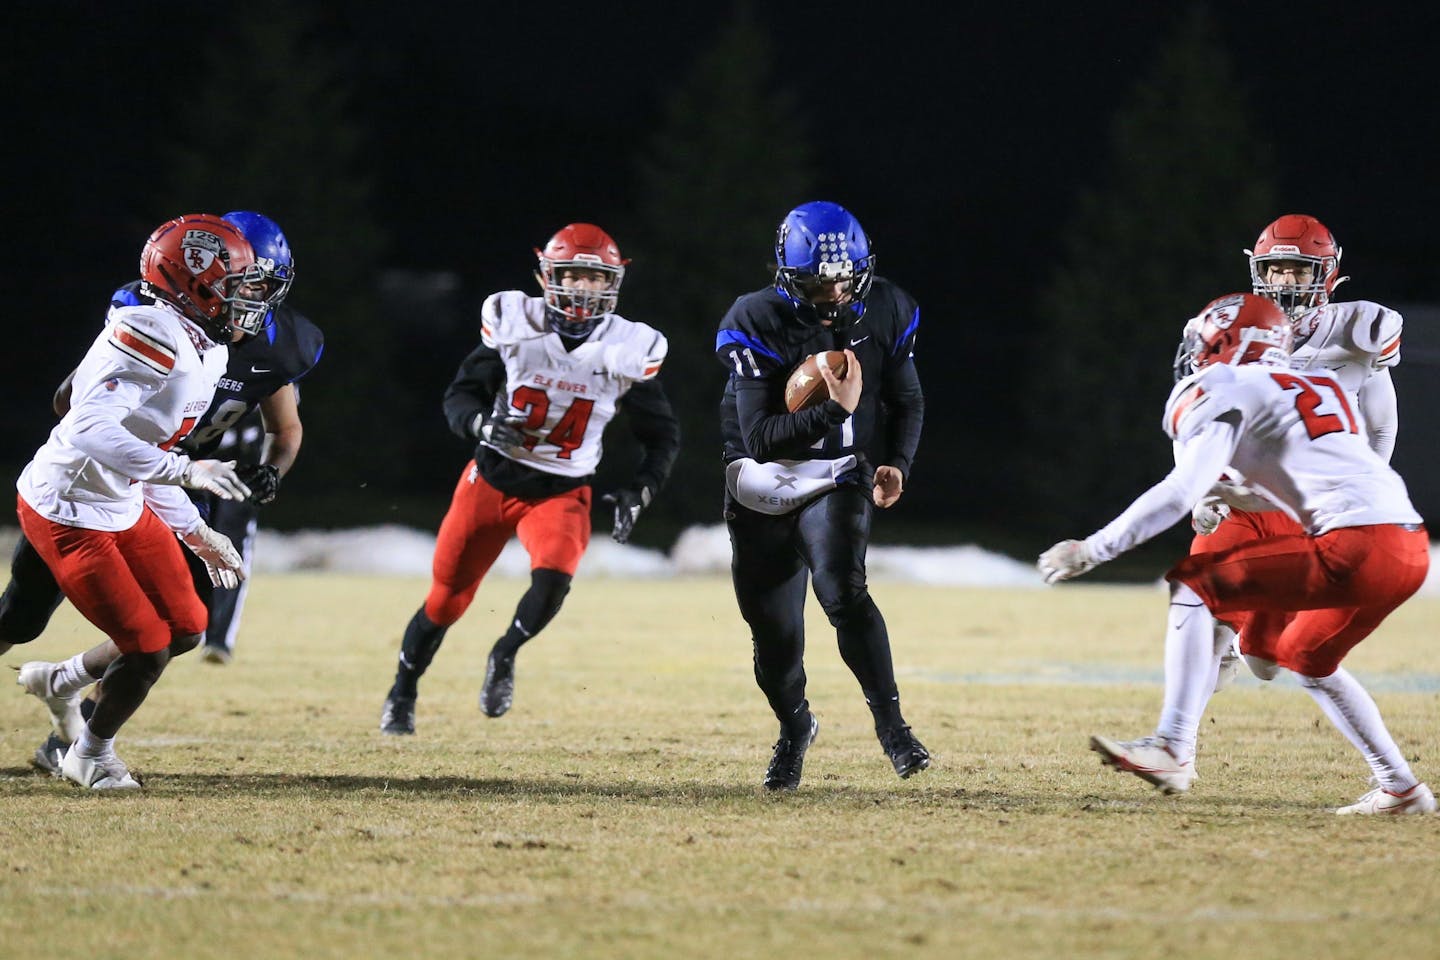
181, 522, 246, 589
1190, 496, 1231, 536
1038, 539, 1099, 584
181, 459, 253, 501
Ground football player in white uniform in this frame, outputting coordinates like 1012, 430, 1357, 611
1187, 216, 1404, 690
1041, 294, 1433, 814
14, 215, 256, 789
380, 223, 680, 734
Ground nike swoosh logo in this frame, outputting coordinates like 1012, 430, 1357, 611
250, 365, 272, 374
849, 337, 869, 346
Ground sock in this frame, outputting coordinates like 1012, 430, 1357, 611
52, 654, 97, 698
1154, 582, 1219, 761
864, 689, 904, 732
72, 724, 113, 759
1299, 668, 1417, 793
492, 569, 572, 658
780, 699, 813, 739
391, 608, 449, 699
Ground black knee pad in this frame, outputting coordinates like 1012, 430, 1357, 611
517, 569, 572, 632
170, 633, 203, 657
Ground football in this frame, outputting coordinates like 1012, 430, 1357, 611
784, 351, 848, 413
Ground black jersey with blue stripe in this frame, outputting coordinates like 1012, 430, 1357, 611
714, 277, 923, 477
107, 282, 324, 459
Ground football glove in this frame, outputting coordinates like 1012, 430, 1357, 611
236, 463, 282, 505
181, 521, 246, 589
472, 399, 528, 454
1038, 539, 1098, 584
1190, 496, 1230, 536
181, 459, 252, 501
602, 485, 652, 545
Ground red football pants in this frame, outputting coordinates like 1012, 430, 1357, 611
1169, 522, 1429, 677
1186, 509, 1302, 658
423, 462, 591, 626
17, 496, 206, 654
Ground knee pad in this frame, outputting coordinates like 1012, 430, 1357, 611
817, 587, 872, 628
1243, 654, 1281, 681
170, 633, 203, 657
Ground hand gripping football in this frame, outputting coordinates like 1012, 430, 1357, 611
784, 351, 849, 413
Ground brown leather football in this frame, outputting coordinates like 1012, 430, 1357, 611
784, 351, 848, 412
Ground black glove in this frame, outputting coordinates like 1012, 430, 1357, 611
235, 463, 281, 505
471, 399, 528, 453
602, 485, 652, 544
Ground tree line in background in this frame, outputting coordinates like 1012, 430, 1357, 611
27, 6, 1277, 569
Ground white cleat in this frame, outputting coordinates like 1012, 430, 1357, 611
16, 661, 85, 743
1090, 734, 1196, 795
60, 748, 142, 790
1336, 781, 1436, 816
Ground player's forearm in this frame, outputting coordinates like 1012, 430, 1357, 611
1084, 424, 1234, 562
443, 346, 507, 440
882, 361, 924, 478
735, 378, 847, 460
141, 482, 203, 535
1358, 370, 1398, 463
68, 395, 189, 485
260, 422, 303, 476
622, 380, 682, 492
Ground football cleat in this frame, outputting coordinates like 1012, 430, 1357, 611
480, 649, 515, 718
16, 660, 86, 744
200, 644, 233, 666
763, 713, 819, 791
878, 725, 931, 779
379, 695, 416, 735
60, 748, 141, 790
1090, 734, 1196, 794
1336, 781, 1437, 816
31, 733, 67, 777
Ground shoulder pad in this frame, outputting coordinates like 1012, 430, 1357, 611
106, 305, 181, 377
281, 307, 326, 375
1163, 365, 1238, 441
1344, 300, 1403, 367
481, 291, 548, 348
597, 316, 669, 380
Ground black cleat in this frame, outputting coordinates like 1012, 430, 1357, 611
879, 724, 931, 779
480, 650, 515, 718
380, 695, 416, 735
31, 733, 67, 776
763, 713, 820, 791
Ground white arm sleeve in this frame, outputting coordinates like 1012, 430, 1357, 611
1357, 368, 1398, 464
142, 483, 202, 535
1084, 419, 1238, 563
66, 375, 191, 484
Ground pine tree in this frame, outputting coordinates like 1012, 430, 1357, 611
618, 9, 814, 534
1020, 7, 1277, 535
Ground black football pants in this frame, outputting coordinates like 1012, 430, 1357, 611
726, 484, 899, 733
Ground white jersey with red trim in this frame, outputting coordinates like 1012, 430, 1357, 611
18, 300, 227, 532
1164, 363, 1420, 534
1289, 299, 1402, 388
479, 291, 667, 478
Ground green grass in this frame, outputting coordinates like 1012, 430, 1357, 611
2, 576, 1438, 959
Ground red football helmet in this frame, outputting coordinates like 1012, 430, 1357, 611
140, 214, 262, 341
1184, 293, 1292, 372
1245, 214, 1346, 324
534, 223, 628, 338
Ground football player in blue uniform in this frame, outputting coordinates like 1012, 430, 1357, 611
714, 201, 927, 790
4, 211, 323, 772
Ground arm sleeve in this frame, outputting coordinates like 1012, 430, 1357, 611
734, 376, 851, 461
1357, 368, 1398, 463
141, 483, 202, 534
618, 378, 682, 493
880, 358, 924, 479
66, 375, 192, 484
442, 342, 508, 440
1083, 419, 1239, 562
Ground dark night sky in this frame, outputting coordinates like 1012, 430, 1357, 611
4, 1, 1438, 539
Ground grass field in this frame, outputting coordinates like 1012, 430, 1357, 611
2, 574, 1438, 959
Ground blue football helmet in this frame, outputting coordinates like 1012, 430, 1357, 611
223, 210, 295, 335
774, 201, 874, 327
